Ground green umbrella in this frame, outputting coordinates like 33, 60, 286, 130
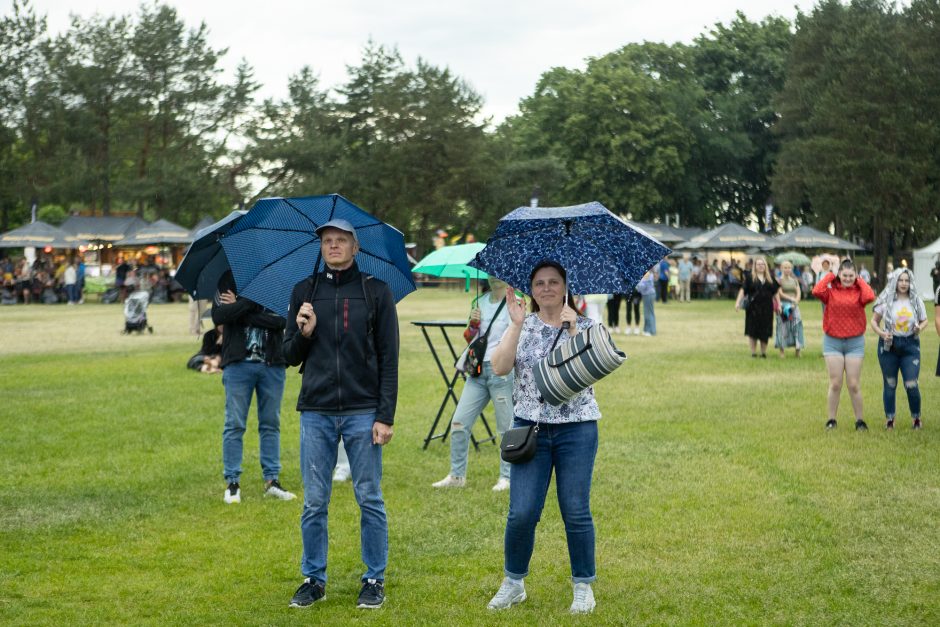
412, 243, 489, 291
773, 250, 812, 266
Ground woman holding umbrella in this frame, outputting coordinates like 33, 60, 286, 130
734, 256, 779, 358
485, 260, 600, 614
774, 260, 804, 358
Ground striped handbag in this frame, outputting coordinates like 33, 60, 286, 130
534, 324, 626, 406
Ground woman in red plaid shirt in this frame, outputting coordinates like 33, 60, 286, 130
812, 259, 876, 431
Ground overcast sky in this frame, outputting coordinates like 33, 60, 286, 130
17, 0, 809, 122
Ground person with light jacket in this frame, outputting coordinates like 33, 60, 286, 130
869, 268, 929, 430
812, 259, 875, 431
282, 219, 399, 611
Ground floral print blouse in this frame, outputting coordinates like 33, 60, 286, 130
512, 313, 601, 424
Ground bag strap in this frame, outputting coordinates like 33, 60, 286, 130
478, 297, 506, 341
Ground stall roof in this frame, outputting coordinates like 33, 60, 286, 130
60, 215, 150, 242
0, 220, 89, 248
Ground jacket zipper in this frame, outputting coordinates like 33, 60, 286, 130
335, 286, 343, 410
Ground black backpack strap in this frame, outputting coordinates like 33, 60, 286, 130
479, 298, 507, 340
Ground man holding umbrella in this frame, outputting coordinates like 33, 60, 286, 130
284, 219, 399, 610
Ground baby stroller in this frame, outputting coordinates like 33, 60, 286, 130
123, 289, 153, 334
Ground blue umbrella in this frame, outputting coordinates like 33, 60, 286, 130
468, 202, 671, 295
220, 194, 415, 317
175, 210, 247, 300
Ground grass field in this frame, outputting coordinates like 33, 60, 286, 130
1, 292, 939, 625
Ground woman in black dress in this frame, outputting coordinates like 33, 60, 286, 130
735, 256, 780, 358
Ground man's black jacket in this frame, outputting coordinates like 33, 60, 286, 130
211, 272, 286, 369
282, 262, 399, 425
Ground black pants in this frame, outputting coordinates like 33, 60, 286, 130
625, 294, 641, 325
658, 279, 669, 303
607, 294, 624, 327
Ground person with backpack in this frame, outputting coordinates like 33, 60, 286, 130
283, 219, 400, 611
432, 278, 514, 491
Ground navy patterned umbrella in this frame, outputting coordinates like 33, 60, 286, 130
468, 202, 671, 295
219, 194, 415, 317
175, 210, 247, 300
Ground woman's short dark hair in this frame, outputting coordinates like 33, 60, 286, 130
529, 259, 578, 312
839, 258, 856, 272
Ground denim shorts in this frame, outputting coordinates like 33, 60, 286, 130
822, 333, 865, 358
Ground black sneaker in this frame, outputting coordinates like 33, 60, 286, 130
913, 418, 922, 430
855, 419, 868, 431
825, 419, 837, 430
885, 418, 895, 431
289, 578, 325, 608
357, 578, 385, 609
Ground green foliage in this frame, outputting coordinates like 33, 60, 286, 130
1, 296, 939, 624
35, 202, 65, 225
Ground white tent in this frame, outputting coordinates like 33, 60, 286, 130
913, 235, 940, 301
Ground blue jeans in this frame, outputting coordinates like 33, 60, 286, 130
222, 361, 286, 482
642, 292, 657, 335
504, 418, 598, 583
450, 362, 514, 480
877, 336, 921, 418
299, 412, 387, 584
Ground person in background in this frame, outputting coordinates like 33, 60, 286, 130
813, 259, 875, 431
859, 264, 871, 285
775, 261, 804, 358
15, 257, 31, 304
624, 289, 642, 335
668, 259, 679, 300
433, 278, 514, 491
935, 284, 940, 382
115, 256, 130, 301
870, 268, 928, 430
735, 257, 779, 358
64, 258, 78, 305
658, 257, 670, 304
605, 293, 624, 334
637, 270, 657, 336
677, 256, 693, 303
212, 270, 294, 504
931, 260, 940, 297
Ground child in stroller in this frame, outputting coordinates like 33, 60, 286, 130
123, 289, 153, 334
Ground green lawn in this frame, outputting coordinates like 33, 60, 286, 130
1, 292, 938, 625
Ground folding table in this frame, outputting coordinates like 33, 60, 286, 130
412, 320, 496, 450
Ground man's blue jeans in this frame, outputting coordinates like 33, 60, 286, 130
877, 335, 922, 418
222, 361, 286, 483
449, 362, 514, 480
504, 418, 598, 583
299, 412, 387, 584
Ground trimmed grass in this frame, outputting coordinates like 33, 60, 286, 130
1, 293, 939, 625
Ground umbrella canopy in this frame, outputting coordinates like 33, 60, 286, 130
0, 220, 88, 248
220, 194, 416, 317
116, 218, 192, 246
625, 220, 686, 244
175, 210, 247, 300
773, 250, 812, 266
468, 202, 671, 296
675, 223, 779, 251
412, 243, 488, 279
774, 225, 864, 251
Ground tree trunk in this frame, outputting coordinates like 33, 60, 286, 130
871, 212, 888, 291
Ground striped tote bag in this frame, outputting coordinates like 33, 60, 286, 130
534, 324, 626, 406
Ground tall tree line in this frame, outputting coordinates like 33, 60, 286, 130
1, 0, 939, 260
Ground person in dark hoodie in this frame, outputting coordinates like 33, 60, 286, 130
212, 270, 295, 504
283, 219, 399, 611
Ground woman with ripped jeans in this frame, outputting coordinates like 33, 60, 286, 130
870, 268, 929, 430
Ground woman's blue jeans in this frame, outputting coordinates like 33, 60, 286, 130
221, 361, 286, 482
299, 411, 387, 584
877, 335, 921, 418
449, 362, 514, 480
504, 418, 598, 583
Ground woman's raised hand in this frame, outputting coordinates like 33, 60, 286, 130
505, 286, 526, 325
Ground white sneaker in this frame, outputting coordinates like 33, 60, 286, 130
642, 331, 652, 337
432, 474, 466, 488
491, 477, 510, 492
487, 577, 526, 610
332, 465, 350, 482
570, 582, 596, 614
264, 480, 297, 500
224, 482, 241, 504
633, 327, 640, 335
